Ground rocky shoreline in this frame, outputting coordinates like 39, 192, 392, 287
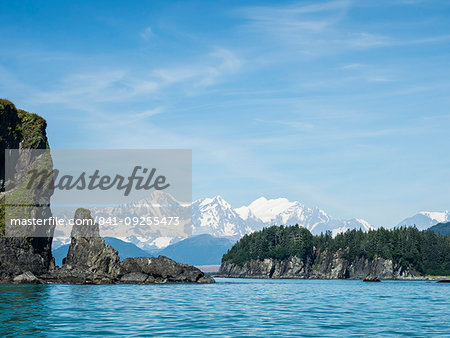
218, 249, 436, 281
6, 257, 215, 285
2, 209, 214, 285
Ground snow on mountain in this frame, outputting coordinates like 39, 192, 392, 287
396, 211, 450, 230
420, 211, 450, 224
191, 196, 251, 238
52, 190, 191, 252
327, 218, 374, 237
237, 197, 296, 223
91, 190, 191, 239
103, 194, 376, 245
52, 237, 71, 250
52, 192, 375, 251
198, 196, 373, 238
235, 196, 374, 234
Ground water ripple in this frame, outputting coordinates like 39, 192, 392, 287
0, 279, 449, 336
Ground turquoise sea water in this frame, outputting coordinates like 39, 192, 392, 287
0, 278, 449, 337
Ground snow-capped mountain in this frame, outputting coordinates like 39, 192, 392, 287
236, 197, 333, 232
191, 196, 283, 238
93, 190, 191, 239
235, 197, 373, 235
195, 196, 373, 240
396, 211, 450, 230
192, 196, 251, 238
52, 189, 448, 253
52, 192, 374, 250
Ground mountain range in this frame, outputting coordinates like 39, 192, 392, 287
396, 211, 450, 230
192, 195, 373, 240
52, 192, 448, 254
53, 193, 374, 251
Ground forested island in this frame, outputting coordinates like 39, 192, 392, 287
219, 225, 450, 279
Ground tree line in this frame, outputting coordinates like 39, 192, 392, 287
222, 225, 450, 276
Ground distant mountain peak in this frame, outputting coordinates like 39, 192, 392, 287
397, 211, 450, 230
197, 195, 229, 207
122, 190, 183, 208
418, 211, 450, 223
245, 196, 299, 223
192, 195, 246, 238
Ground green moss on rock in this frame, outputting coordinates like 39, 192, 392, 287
0, 197, 5, 234
0, 98, 17, 111
0, 99, 51, 234
17, 109, 49, 149
0, 98, 49, 150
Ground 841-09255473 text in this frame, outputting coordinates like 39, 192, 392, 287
8, 216, 180, 227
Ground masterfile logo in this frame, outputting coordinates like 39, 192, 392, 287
26, 165, 170, 196
4, 149, 192, 238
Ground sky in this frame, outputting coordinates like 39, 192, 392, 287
0, 0, 449, 227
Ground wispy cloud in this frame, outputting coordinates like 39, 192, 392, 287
140, 26, 154, 40
238, 0, 353, 55
238, 0, 450, 57
28, 47, 242, 115
152, 48, 242, 88
255, 118, 315, 132
366, 76, 392, 83
342, 63, 363, 69
2, 0, 449, 226
240, 0, 350, 27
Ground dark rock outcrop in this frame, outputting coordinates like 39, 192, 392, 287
120, 272, 151, 284
42, 208, 123, 283
219, 248, 422, 280
13, 271, 41, 284
363, 274, 381, 282
0, 99, 54, 280
42, 208, 215, 284
0, 238, 50, 279
63, 208, 123, 279
120, 256, 214, 283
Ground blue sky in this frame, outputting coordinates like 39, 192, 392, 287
1, 0, 449, 227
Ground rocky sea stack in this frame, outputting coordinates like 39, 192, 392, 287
40, 208, 214, 284
0, 99, 54, 279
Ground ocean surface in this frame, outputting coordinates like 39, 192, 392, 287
0, 278, 448, 337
